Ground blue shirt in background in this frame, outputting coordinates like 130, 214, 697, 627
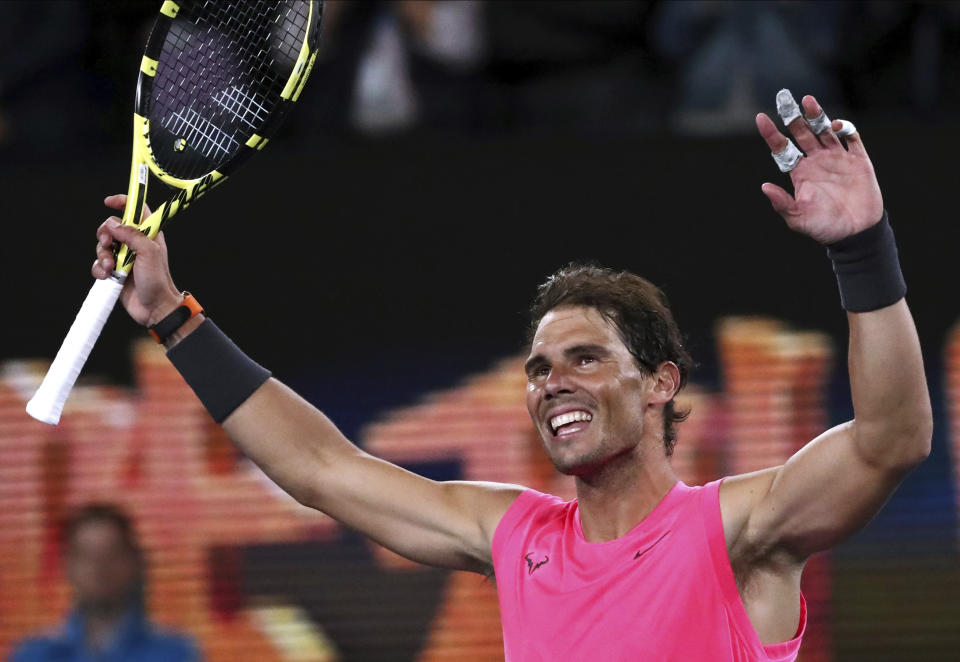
9, 606, 200, 662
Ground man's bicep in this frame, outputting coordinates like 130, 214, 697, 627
224, 380, 524, 572
311, 452, 525, 572
727, 422, 907, 561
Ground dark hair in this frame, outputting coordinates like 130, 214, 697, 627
528, 263, 694, 456
61, 503, 147, 608
62, 503, 140, 556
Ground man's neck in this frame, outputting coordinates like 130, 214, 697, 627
574, 448, 678, 543
82, 604, 127, 652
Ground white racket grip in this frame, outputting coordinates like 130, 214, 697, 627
26, 276, 125, 425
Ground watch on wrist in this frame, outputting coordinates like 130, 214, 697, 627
148, 292, 203, 343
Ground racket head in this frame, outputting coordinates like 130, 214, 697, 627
136, 0, 321, 200
112, 0, 322, 271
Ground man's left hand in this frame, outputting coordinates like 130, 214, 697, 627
756, 94, 883, 244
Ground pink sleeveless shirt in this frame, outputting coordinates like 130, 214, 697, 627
491, 480, 805, 661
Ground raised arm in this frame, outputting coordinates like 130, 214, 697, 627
722, 94, 932, 563
94, 196, 523, 573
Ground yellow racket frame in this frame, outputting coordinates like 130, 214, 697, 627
114, 0, 320, 273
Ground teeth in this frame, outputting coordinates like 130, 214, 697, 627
550, 410, 592, 432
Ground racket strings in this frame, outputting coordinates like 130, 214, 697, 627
149, 0, 310, 180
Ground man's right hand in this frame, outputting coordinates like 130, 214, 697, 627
93, 194, 182, 327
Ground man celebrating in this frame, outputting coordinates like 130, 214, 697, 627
91, 92, 931, 660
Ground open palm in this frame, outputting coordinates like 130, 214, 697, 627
757, 95, 883, 245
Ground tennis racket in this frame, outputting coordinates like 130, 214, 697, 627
27, 0, 323, 425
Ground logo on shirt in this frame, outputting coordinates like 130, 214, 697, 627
633, 531, 669, 560
524, 552, 549, 575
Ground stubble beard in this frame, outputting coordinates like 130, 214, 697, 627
545, 424, 618, 477
545, 418, 648, 481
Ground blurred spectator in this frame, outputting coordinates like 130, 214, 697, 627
285, 0, 960, 137
296, 0, 487, 135
399, 0, 488, 132
652, 0, 849, 135
9, 504, 200, 662
2, 0, 959, 148
351, 6, 420, 132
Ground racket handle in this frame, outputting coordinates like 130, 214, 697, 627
26, 275, 125, 425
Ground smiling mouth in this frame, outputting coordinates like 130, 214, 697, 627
549, 410, 593, 437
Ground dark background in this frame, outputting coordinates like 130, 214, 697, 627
4, 123, 957, 410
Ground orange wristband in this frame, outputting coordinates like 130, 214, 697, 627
148, 293, 204, 343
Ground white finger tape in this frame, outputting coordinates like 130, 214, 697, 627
776, 89, 802, 125
807, 111, 831, 134
835, 119, 857, 138
772, 140, 803, 173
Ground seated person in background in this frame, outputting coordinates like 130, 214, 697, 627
10, 504, 200, 662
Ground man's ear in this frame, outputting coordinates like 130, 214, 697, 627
647, 361, 680, 405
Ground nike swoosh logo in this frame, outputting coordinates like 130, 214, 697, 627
633, 531, 669, 560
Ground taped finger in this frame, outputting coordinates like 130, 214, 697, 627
807, 111, 831, 135
835, 120, 857, 138
772, 140, 804, 173
776, 89, 802, 125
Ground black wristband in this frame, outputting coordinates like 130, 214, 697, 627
167, 319, 271, 423
825, 211, 906, 313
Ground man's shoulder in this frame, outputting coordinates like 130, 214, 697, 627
718, 470, 780, 523
514, 487, 572, 516
495, 488, 576, 542
143, 627, 200, 659
9, 632, 70, 662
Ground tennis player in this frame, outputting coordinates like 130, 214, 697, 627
93, 93, 930, 660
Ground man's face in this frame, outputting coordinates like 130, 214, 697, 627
66, 520, 139, 610
525, 305, 653, 476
